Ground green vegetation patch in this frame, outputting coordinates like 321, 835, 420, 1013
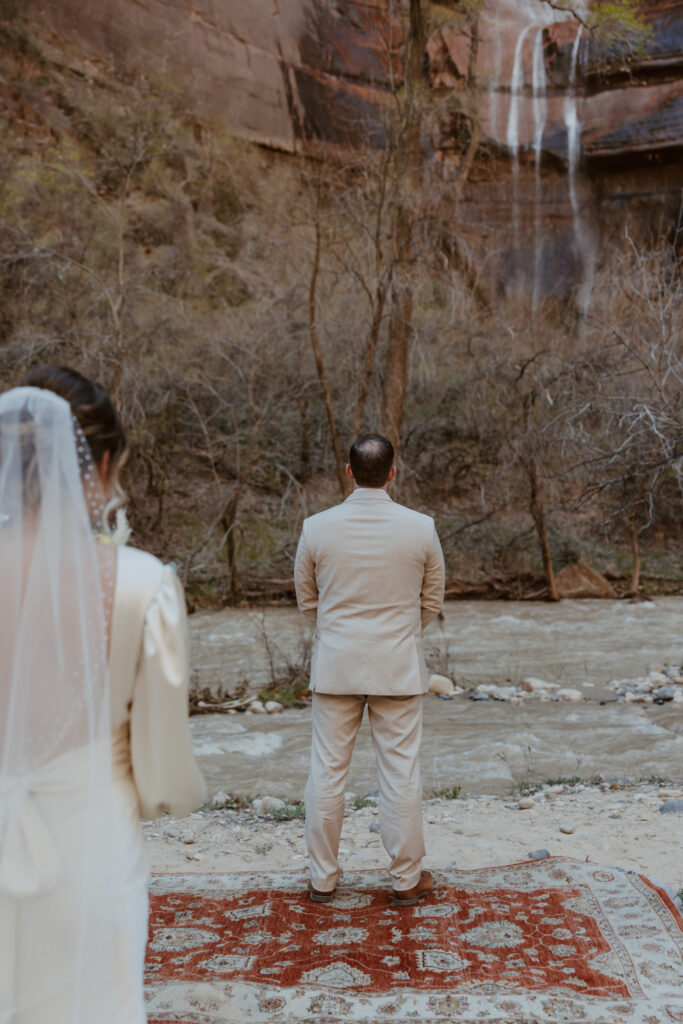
270, 804, 305, 821
432, 785, 462, 800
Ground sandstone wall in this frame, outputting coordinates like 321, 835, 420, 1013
33, 0, 683, 296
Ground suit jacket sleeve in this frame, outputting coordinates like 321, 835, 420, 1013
294, 522, 319, 622
420, 522, 445, 630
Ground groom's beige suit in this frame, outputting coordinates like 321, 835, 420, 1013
294, 487, 445, 892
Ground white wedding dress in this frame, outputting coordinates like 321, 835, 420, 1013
0, 545, 207, 1024
0, 388, 206, 1024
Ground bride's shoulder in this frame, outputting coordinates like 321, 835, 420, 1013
115, 544, 168, 599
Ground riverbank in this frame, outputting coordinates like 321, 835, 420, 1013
145, 778, 683, 901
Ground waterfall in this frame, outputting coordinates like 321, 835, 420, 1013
562, 24, 595, 316
564, 24, 584, 213
495, 0, 592, 307
507, 24, 532, 260
532, 27, 548, 173
532, 26, 547, 310
506, 25, 531, 162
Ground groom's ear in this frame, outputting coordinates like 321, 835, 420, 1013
387, 465, 397, 484
345, 463, 354, 482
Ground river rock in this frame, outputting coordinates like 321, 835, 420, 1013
475, 684, 517, 701
429, 673, 455, 697
369, 822, 380, 833
253, 796, 286, 813
559, 824, 575, 834
653, 686, 674, 701
518, 796, 535, 810
522, 677, 558, 693
265, 700, 284, 713
248, 700, 267, 714
659, 800, 683, 815
528, 849, 550, 860
554, 562, 617, 600
556, 688, 584, 702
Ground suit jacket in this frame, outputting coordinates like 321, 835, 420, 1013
294, 488, 445, 696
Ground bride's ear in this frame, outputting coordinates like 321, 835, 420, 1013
97, 450, 111, 485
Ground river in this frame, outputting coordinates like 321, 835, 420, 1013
187, 598, 683, 798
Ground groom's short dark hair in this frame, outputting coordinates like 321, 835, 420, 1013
349, 433, 394, 487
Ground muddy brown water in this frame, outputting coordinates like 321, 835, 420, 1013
188, 598, 683, 799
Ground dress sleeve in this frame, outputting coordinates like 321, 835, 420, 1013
129, 565, 207, 819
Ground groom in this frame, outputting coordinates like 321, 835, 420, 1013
294, 433, 445, 905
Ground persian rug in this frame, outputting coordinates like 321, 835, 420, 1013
145, 858, 683, 1024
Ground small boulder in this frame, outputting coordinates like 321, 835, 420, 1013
559, 823, 575, 834
518, 796, 535, 810
429, 673, 455, 697
554, 562, 617, 599
369, 822, 380, 833
522, 677, 559, 693
528, 849, 550, 860
265, 700, 284, 713
556, 688, 584, 702
659, 800, 683, 815
248, 700, 267, 714
257, 796, 286, 813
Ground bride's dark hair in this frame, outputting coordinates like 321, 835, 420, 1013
20, 364, 127, 472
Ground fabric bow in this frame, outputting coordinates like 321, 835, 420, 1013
0, 775, 62, 898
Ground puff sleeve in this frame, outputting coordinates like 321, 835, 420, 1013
129, 565, 207, 819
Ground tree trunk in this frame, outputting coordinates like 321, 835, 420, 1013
527, 459, 559, 601
381, 266, 412, 450
309, 215, 348, 495
220, 489, 241, 603
353, 281, 387, 436
627, 518, 641, 597
379, 0, 428, 454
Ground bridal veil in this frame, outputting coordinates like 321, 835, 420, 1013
0, 387, 140, 1022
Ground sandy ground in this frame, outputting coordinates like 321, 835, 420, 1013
145, 780, 683, 902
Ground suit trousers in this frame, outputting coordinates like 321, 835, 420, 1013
304, 692, 425, 892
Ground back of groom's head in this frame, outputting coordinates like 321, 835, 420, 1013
349, 433, 394, 488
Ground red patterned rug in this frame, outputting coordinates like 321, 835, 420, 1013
145, 858, 683, 1023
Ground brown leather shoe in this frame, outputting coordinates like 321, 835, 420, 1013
391, 870, 434, 907
308, 880, 336, 903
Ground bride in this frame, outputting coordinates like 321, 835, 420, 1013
0, 367, 206, 1023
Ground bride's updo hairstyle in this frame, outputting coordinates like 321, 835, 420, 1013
20, 364, 127, 485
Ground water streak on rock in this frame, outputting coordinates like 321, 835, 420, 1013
532, 26, 548, 310
507, 24, 532, 268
